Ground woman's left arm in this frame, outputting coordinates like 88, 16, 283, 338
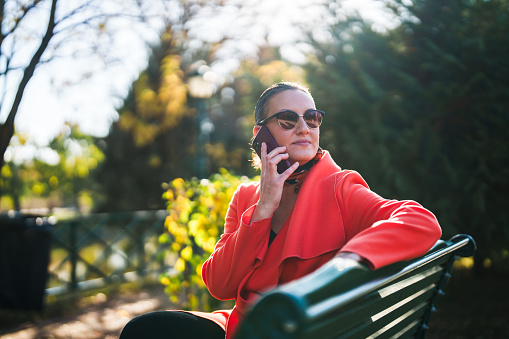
336, 172, 442, 269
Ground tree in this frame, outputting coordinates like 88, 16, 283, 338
93, 24, 197, 212
92, 1, 237, 212
305, 0, 509, 270
0, 124, 104, 211
43, 123, 105, 210
0, 0, 164, 191
93, 3, 313, 212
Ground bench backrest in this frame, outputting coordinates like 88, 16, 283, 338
234, 234, 476, 339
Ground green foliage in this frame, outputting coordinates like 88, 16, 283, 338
305, 0, 509, 268
159, 169, 254, 310
1, 124, 104, 211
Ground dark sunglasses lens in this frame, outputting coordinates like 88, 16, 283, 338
277, 111, 298, 130
304, 110, 323, 128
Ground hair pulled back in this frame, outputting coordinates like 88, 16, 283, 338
254, 82, 314, 124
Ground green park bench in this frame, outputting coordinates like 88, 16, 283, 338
234, 234, 476, 339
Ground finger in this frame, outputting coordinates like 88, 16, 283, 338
268, 152, 290, 166
260, 142, 268, 168
261, 142, 267, 157
279, 162, 300, 180
262, 145, 288, 173
266, 146, 286, 158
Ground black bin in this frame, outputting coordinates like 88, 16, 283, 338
0, 212, 53, 310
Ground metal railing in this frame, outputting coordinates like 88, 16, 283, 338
46, 210, 171, 295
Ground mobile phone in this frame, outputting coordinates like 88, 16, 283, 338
252, 126, 291, 174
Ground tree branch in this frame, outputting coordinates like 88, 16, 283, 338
0, 0, 58, 171
0, 1, 43, 51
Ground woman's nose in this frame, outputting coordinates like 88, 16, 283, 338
294, 116, 310, 134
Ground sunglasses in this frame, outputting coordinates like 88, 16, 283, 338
257, 109, 325, 130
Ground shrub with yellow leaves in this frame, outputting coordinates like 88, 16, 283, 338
160, 168, 254, 310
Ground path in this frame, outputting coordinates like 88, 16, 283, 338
0, 286, 173, 339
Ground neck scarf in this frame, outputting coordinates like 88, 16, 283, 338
285, 148, 324, 193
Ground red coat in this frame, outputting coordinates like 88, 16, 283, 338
195, 151, 441, 338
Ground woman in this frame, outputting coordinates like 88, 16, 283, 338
120, 82, 442, 339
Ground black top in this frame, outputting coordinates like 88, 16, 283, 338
269, 229, 277, 245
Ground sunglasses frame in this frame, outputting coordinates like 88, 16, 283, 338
257, 109, 325, 130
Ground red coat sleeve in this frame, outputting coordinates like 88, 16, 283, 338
201, 184, 270, 300
337, 172, 442, 269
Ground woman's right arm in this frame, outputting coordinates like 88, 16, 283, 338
202, 143, 298, 300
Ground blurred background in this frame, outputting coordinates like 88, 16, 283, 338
0, 0, 508, 338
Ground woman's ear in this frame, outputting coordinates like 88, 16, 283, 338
253, 125, 261, 137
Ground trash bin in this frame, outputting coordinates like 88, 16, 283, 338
0, 212, 53, 310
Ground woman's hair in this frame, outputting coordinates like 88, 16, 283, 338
251, 82, 314, 169
255, 82, 314, 124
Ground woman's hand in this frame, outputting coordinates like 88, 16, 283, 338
251, 142, 299, 223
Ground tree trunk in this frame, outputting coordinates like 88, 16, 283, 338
0, 0, 58, 176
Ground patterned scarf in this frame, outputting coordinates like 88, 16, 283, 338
285, 148, 324, 193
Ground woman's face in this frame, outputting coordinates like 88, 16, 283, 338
256, 89, 320, 166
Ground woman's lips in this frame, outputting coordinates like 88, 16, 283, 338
292, 140, 311, 146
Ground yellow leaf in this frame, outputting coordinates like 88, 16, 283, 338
159, 233, 170, 244
175, 258, 185, 272
171, 242, 181, 252
49, 176, 59, 189
188, 219, 199, 234
188, 294, 199, 309
181, 246, 193, 261
172, 178, 184, 189
166, 190, 174, 201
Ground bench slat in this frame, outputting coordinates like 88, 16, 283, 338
303, 284, 434, 339
306, 264, 443, 321
344, 293, 431, 338
302, 275, 440, 338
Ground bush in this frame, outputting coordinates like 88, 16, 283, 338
159, 169, 255, 310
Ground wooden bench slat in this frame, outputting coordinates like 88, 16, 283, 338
348, 294, 430, 338
301, 278, 438, 338
366, 303, 428, 339
306, 264, 443, 322
305, 285, 433, 339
